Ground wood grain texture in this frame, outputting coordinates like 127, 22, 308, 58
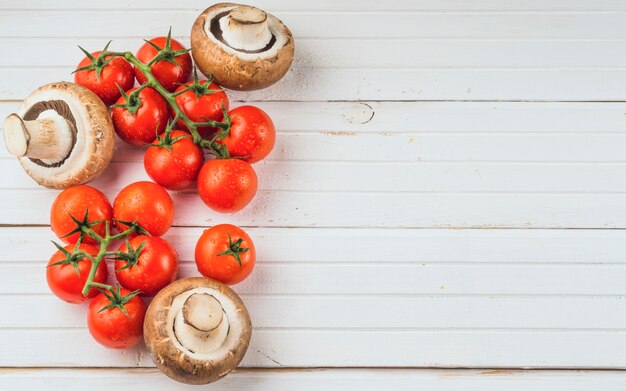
1, 0, 625, 386
2, 368, 626, 391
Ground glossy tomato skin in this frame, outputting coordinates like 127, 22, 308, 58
46, 243, 107, 303
194, 224, 256, 285
50, 185, 113, 244
221, 106, 276, 163
111, 87, 169, 147
197, 159, 258, 213
135, 37, 192, 92
87, 289, 146, 349
144, 130, 204, 190
74, 51, 135, 106
113, 181, 174, 236
115, 235, 178, 296
173, 81, 229, 137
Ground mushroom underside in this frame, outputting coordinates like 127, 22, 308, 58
144, 278, 251, 385
191, 3, 294, 90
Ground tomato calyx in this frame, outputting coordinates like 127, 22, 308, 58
47, 240, 91, 276
73, 41, 114, 82
61, 209, 104, 243
112, 238, 145, 272
216, 233, 249, 268
113, 218, 151, 237
97, 284, 141, 316
145, 28, 191, 70
111, 83, 150, 115
149, 116, 188, 151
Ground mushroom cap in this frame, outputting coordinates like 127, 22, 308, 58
11, 82, 115, 189
144, 277, 252, 385
191, 3, 295, 91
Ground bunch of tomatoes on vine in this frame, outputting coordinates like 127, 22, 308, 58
46, 30, 263, 349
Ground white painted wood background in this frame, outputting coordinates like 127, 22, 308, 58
1, 0, 626, 389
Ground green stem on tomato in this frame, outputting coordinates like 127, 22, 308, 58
103, 49, 230, 155
80, 221, 138, 297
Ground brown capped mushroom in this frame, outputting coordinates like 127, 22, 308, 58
144, 277, 252, 385
191, 2, 295, 91
3, 82, 115, 189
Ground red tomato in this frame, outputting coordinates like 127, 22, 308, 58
46, 243, 107, 303
135, 36, 192, 92
111, 87, 169, 147
50, 185, 113, 244
74, 50, 134, 106
173, 81, 229, 137
87, 287, 146, 349
194, 224, 255, 285
220, 106, 276, 163
144, 130, 205, 190
197, 159, 258, 213
115, 235, 178, 296
113, 181, 174, 236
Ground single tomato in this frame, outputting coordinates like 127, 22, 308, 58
173, 80, 229, 137
111, 87, 169, 146
113, 181, 174, 236
87, 287, 146, 349
74, 49, 134, 106
220, 106, 275, 163
135, 36, 192, 92
46, 243, 107, 303
197, 159, 258, 213
50, 185, 113, 244
115, 235, 178, 296
144, 130, 204, 190
194, 224, 256, 285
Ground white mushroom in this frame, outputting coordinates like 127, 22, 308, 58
144, 277, 252, 385
191, 2, 295, 90
3, 82, 115, 189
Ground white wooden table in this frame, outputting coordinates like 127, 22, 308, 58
1, 0, 626, 389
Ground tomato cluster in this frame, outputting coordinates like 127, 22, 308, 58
45, 30, 266, 351
74, 33, 276, 213
47, 184, 177, 349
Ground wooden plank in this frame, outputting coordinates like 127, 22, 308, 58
3, 67, 626, 101
2, 227, 625, 265
2, 189, 626, 228
2, 368, 626, 391
3, 11, 626, 40
5, 294, 626, 329
5, 0, 626, 11
4, 262, 626, 295
6, 159, 626, 192
1, 329, 626, 367
2, 101, 625, 134
5, 39, 626, 69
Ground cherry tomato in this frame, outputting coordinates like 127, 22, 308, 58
197, 159, 258, 213
173, 81, 229, 137
115, 235, 178, 296
135, 36, 192, 92
111, 87, 169, 147
113, 181, 174, 236
46, 243, 107, 304
74, 50, 134, 106
50, 185, 113, 244
220, 106, 276, 163
144, 130, 205, 190
194, 224, 255, 285
87, 287, 146, 349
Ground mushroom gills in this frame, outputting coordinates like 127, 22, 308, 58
205, 5, 287, 60
174, 293, 230, 354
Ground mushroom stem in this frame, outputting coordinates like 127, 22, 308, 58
221, 6, 272, 51
183, 293, 224, 332
4, 111, 73, 162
